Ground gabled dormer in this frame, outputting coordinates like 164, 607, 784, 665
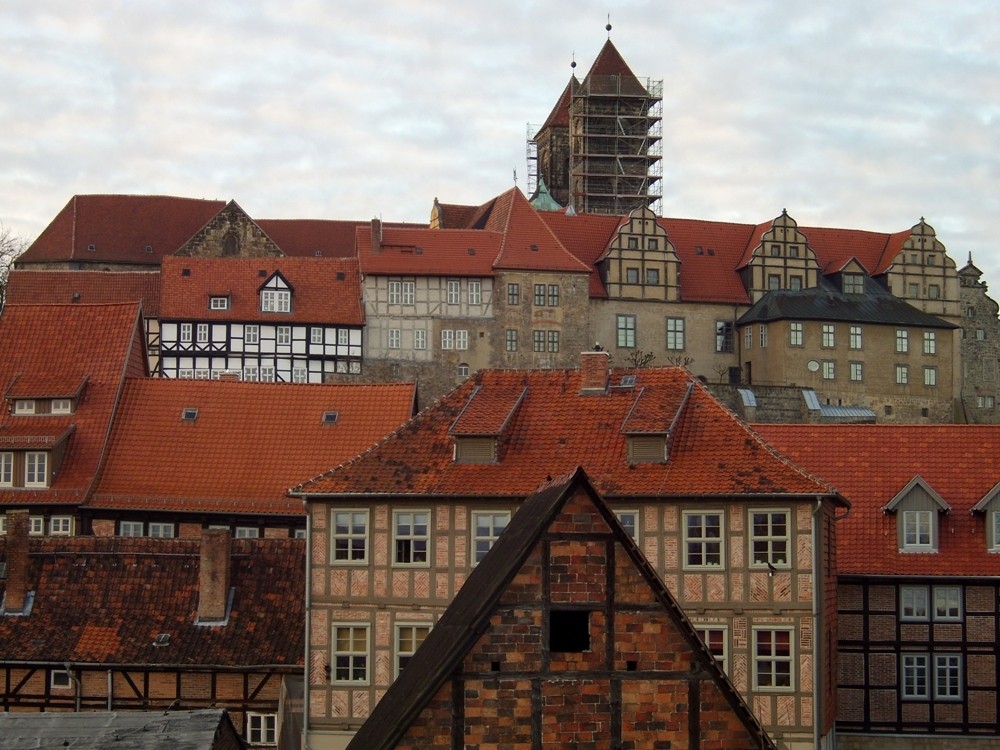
971, 481, 1000, 552
599, 207, 679, 302
742, 210, 821, 302
175, 200, 283, 259
259, 271, 293, 313
449, 385, 527, 464
885, 218, 960, 318
828, 258, 870, 295
620, 381, 693, 464
883, 476, 951, 552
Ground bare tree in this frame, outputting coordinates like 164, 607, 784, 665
0, 223, 30, 308
625, 349, 656, 369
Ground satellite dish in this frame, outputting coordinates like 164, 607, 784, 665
807, 360, 820, 372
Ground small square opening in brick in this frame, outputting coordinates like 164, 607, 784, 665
491, 661, 501, 672
550, 609, 590, 653
627, 660, 638, 671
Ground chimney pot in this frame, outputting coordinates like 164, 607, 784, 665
3, 510, 30, 614
198, 529, 231, 623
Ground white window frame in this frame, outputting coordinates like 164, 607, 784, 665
750, 509, 789, 568
759, 324, 768, 348
456, 330, 469, 350
902, 509, 934, 551
468, 280, 482, 305
401, 281, 415, 305
923, 331, 936, 355
209, 296, 229, 310
934, 654, 962, 700
292, 366, 308, 383
614, 509, 639, 541
744, 327, 752, 350
196, 323, 209, 344
120, 520, 144, 537
896, 329, 909, 353
180, 323, 192, 344
901, 653, 929, 699
235, 526, 260, 539
388, 280, 401, 305
243, 366, 259, 382
246, 712, 277, 745
148, 522, 175, 538
821, 324, 835, 348
395, 623, 432, 678
753, 627, 794, 691
924, 367, 937, 387
849, 325, 862, 350
393, 510, 429, 567
666, 318, 685, 350
695, 626, 729, 674
245, 324, 259, 345
29, 516, 45, 536
901, 585, 929, 621
51, 399, 72, 414
332, 624, 369, 684
277, 326, 291, 346
310, 327, 323, 345
441, 330, 454, 350
261, 289, 291, 313
388, 328, 401, 349
331, 510, 369, 564
472, 511, 510, 565
447, 280, 461, 305
0, 452, 12, 487
413, 329, 427, 350
789, 322, 803, 346
933, 586, 962, 621
50, 669, 73, 690
0, 516, 6, 535
25, 452, 47, 488
49, 516, 73, 536
14, 400, 35, 414
683, 511, 724, 569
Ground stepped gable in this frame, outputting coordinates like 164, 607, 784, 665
0, 303, 145, 507
293, 365, 840, 502
160, 255, 364, 324
89, 379, 415, 516
755, 424, 1000, 577
490, 188, 592, 274
346, 467, 774, 750
18, 195, 225, 265
0, 535, 303, 666
6, 270, 161, 315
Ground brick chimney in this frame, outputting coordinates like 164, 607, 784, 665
198, 529, 231, 623
3, 510, 29, 614
370, 218, 382, 255
580, 350, 611, 393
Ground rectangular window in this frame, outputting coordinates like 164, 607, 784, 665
338, 329, 349, 346
901, 585, 929, 620
614, 510, 638, 541
261, 289, 291, 313
896, 364, 909, 385
697, 627, 728, 673
441, 330, 454, 350
310, 327, 323, 345
245, 325, 259, 345
396, 624, 431, 677
754, 629, 793, 690
332, 510, 368, 563
260, 366, 275, 383
902, 510, 933, 550
715, 322, 733, 353
934, 655, 962, 699
29, 517, 44, 536
235, 526, 260, 539
617, 315, 636, 348
413, 329, 427, 350
928, 284, 941, 299
977, 329, 986, 341
902, 654, 929, 699
626, 267, 640, 284
666, 318, 685, 350
0, 453, 12, 486
50, 669, 72, 690
51, 399, 72, 414
472, 511, 510, 564
751, 510, 789, 567
533, 330, 545, 352
402, 281, 415, 305
850, 362, 863, 381
196, 323, 209, 343
247, 712, 277, 745
243, 366, 259, 382
924, 367, 937, 387
923, 331, 937, 354
447, 280, 460, 304
119, 520, 144, 537
25, 452, 47, 487
908, 283, 920, 298
468, 280, 482, 305
646, 268, 660, 285
507, 283, 519, 305
896, 329, 909, 353
388, 281, 401, 305
194, 369, 210, 380
744, 327, 752, 350
789, 276, 802, 290
849, 325, 862, 350
647, 238, 659, 251
534, 284, 546, 306
292, 367, 308, 384
547, 331, 560, 353
394, 511, 429, 565
456, 330, 469, 350
332, 625, 369, 683
148, 522, 175, 538
14, 399, 35, 414
789, 322, 803, 346
180, 323, 192, 343
277, 326, 291, 346
209, 296, 229, 310
49, 516, 72, 536
822, 324, 835, 348
843, 273, 865, 294
933, 586, 962, 621
822, 361, 835, 380
547, 284, 560, 306
759, 324, 768, 348
388, 329, 401, 349
505, 329, 518, 352
767, 274, 781, 290
684, 511, 723, 568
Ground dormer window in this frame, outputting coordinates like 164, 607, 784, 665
14, 400, 35, 415
25, 452, 48, 488
0, 453, 12, 486
453, 436, 497, 464
628, 435, 667, 464
843, 273, 864, 295
51, 399, 72, 414
209, 296, 230, 310
261, 289, 291, 313
901, 510, 934, 551
885, 477, 949, 553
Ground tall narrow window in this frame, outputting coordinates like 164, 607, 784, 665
901, 654, 929, 699
534, 284, 546, 306
751, 511, 789, 567
394, 511, 429, 565
789, 322, 803, 346
413, 329, 427, 350
923, 331, 937, 355
332, 625, 369, 683
507, 283, 520, 305
617, 315, 636, 348
468, 280, 482, 305
754, 629, 793, 689
849, 325, 862, 350
402, 281, 415, 305
547, 285, 560, 306
441, 330, 454, 350
896, 329, 909, 353
25, 452, 47, 488
666, 318, 685, 350
822, 324, 835, 348
332, 510, 368, 563
455, 330, 469, 350
396, 624, 431, 677
684, 512, 723, 568
547, 331, 560, 353
505, 329, 518, 352
472, 511, 510, 564
902, 510, 933, 550
0, 453, 12, 487
447, 280, 460, 304
715, 322, 733, 353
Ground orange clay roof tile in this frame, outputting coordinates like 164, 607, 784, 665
357, 226, 500, 276
6, 270, 161, 316
755, 424, 1000, 577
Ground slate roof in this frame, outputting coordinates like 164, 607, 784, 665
6, 270, 162, 316
160, 256, 364, 324
0, 535, 303, 666
293, 365, 842, 502
754, 424, 1000, 577
736, 282, 958, 329
90, 379, 416, 516
346, 467, 775, 750
0, 304, 145, 507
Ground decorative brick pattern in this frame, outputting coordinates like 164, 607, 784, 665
777, 694, 796, 726
730, 533, 744, 567
683, 573, 704, 601
796, 533, 812, 571
351, 569, 369, 597
730, 504, 744, 531
754, 694, 772, 726
413, 571, 430, 599
773, 571, 792, 601
750, 572, 769, 601
796, 573, 812, 602
707, 573, 726, 602
316, 566, 333, 596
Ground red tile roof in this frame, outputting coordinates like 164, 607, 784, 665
90, 379, 416, 516
6, 270, 162, 316
256, 218, 423, 258
19, 195, 225, 265
0, 536, 303, 666
356, 225, 501, 277
539, 77, 575, 130
490, 189, 592, 274
0, 304, 145, 507
754, 424, 1000, 577
159, 256, 364, 324
293, 366, 839, 501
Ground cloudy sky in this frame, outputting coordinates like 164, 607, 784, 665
2, 1, 998, 288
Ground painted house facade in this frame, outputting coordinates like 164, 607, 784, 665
294, 353, 847, 750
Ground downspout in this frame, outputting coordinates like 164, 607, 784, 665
107, 670, 112, 710
64, 662, 81, 712
302, 499, 312, 749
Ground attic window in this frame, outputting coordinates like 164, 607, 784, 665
144, 244, 154, 253
530, 244, 538, 252
209, 296, 229, 310
181, 408, 199, 422
71, 292, 81, 302
454, 436, 496, 464
467, 247, 476, 256
336, 272, 345, 281
629, 435, 667, 464
707, 248, 715, 256
153, 633, 170, 647
695, 246, 704, 255
87, 243, 96, 252
322, 411, 339, 424
181, 268, 191, 276
550, 610, 590, 653
258, 269, 267, 277
315, 250, 323, 257
414, 247, 423, 255
619, 374, 636, 387
14, 400, 35, 415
